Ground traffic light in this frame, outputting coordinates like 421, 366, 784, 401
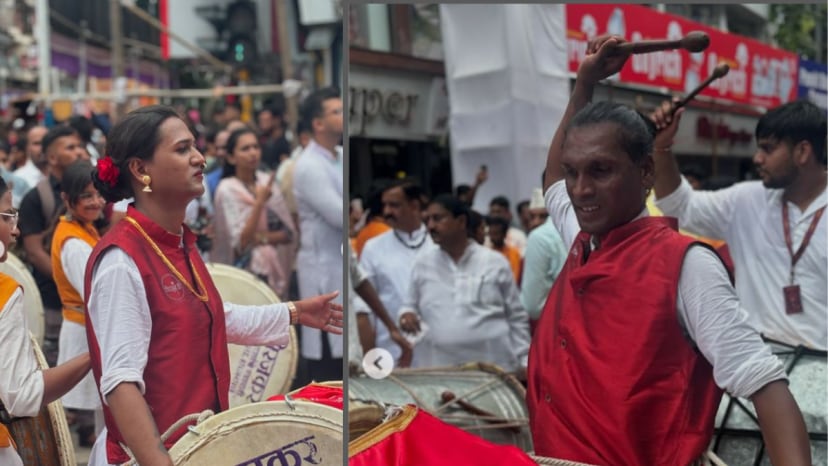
225, 0, 257, 66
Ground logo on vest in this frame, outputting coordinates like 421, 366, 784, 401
160, 274, 185, 301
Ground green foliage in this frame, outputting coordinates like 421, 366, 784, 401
770, 4, 827, 63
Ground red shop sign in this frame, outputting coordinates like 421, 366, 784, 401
565, 4, 799, 109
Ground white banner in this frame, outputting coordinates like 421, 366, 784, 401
441, 4, 570, 212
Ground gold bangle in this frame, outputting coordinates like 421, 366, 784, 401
287, 301, 299, 325
258, 232, 268, 245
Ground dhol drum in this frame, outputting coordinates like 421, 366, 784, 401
206, 263, 299, 407
165, 399, 343, 465
4, 334, 75, 466
0, 252, 44, 345
712, 340, 826, 466
348, 362, 532, 452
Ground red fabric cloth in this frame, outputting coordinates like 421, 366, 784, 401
349, 406, 536, 466
84, 206, 230, 464
528, 217, 723, 465
268, 384, 344, 410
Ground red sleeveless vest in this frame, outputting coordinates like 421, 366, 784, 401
527, 217, 723, 465
84, 207, 230, 463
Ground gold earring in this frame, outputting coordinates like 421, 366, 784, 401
141, 175, 152, 193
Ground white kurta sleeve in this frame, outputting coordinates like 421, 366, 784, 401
0, 287, 44, 417
223, 302, 291, 347
677, 245, 787, 398
654, 176, 743, 240
497, 261, 531, 368
87, 248, 151, 403
293, 155, 343, 229
544, 180, 580, 250
61, 238, 94, 300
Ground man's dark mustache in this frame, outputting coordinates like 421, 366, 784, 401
385, 215, 396, 221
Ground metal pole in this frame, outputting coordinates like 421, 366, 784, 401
36, 0, 50, 105
110, 0, 126, 120
79, 20, 88, 98
275, 0, 298, 146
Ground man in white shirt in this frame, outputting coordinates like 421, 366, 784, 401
399, 194, 530, 375
651, 99, 827, 351
360, 180, 433, 366
13, 126, 48, 189
293, 87, 344, 383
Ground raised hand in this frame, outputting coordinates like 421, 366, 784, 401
650, 99, 684, 150
578, 34, 631, 85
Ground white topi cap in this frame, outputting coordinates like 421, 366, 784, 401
529, 188, 545, 210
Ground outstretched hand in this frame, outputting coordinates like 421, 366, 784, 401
578, 35, 631, 85
296, 291, 344, 334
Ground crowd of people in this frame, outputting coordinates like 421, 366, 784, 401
0, 88, 346, 465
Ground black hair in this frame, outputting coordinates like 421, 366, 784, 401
0, 176, 7, 199
300, 87, 340, 135
42, 125, 79, 157
490, 195, 510, 210
93, 105, 181, 203
67, 115, 94, 143
296, 119, 311, 135
567, 101, 656, 164
756, 100, 827, 166
680, 163, 707, 181
383, 179, 426, 209
485, 215, 510, 232
455, 184, 471, 197
61, 160, 95, 205
0, 140, 9, 154
13, 135, 26, 152
221, 127, 259, 179
466, 209, 484, 239
516, 200, 530, 215
430, 193, 469, 224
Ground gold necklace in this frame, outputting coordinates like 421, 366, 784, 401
124, 216, 209, 302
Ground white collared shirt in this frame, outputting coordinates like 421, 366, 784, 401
655, 177, 827, 350
545, 180, 786, 398
86, 247, 293, 466
360, 225, 434, 361
400, 241, 530, 372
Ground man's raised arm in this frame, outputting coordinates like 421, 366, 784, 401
544, 35, 631, 191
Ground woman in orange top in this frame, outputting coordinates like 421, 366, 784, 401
0, 175, 91, 466
50, 160, 105, 445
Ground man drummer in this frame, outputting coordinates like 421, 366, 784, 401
651, 99, 827, 352
528, 34, 811, 465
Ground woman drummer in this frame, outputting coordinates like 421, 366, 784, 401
0, 176, 92, 466
84, 105, 343, 466
50, 160, 105, 446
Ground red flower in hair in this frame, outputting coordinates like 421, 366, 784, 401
97, 156, 120, 188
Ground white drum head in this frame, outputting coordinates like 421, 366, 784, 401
206, 263, 298, 407
169, 400, 343, 465
0, 252, 44, 345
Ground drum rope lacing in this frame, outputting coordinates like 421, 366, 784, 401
121, 410, 216, 466
171, 410, 341, 464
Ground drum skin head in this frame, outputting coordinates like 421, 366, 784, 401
206, 263, 299, 406
0, 253, 44, 345
348, 361, 533, 452
168, 400, 343, 465
7, 335, 75, 466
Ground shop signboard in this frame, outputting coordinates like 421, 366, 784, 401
566, 4, 799, 109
